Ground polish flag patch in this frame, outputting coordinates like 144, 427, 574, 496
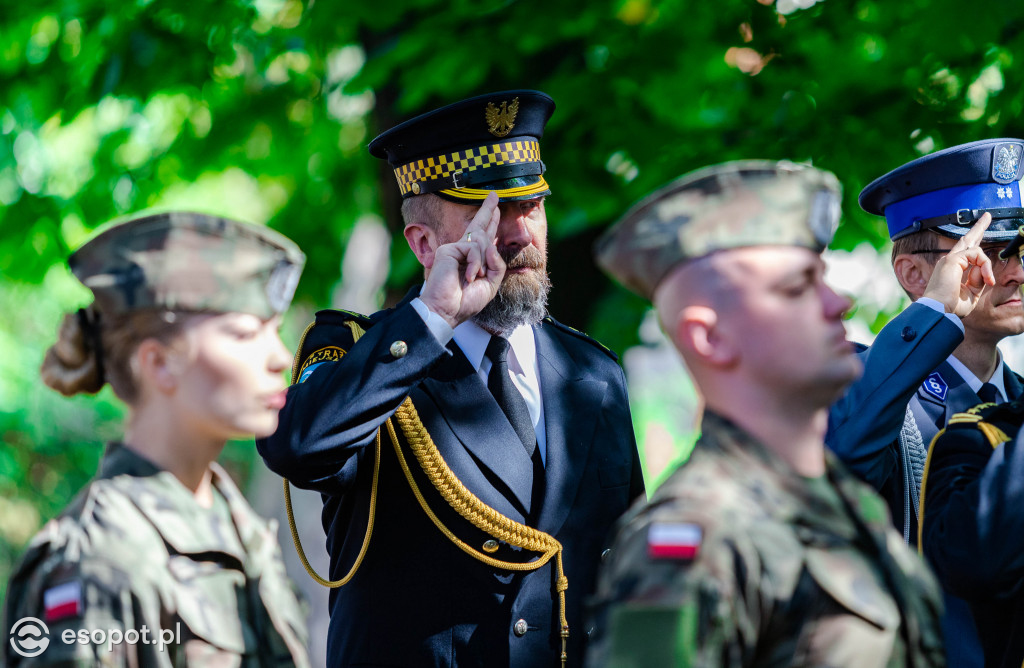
44, 581, 83, 622
647, 522, 703, 560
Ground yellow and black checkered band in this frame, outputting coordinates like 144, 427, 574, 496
394, 140, 543, 197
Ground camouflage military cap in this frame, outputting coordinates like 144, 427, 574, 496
595, 160, 842, 299
70, 212, 305, 319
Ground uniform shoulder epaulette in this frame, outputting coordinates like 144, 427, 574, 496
312, 307, 375, 328
543, 316, 618, 361
946, 400, 1024, 448
291, 308, 377, 384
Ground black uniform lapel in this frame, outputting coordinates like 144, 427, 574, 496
534, 323, 607, 534
419, 342, 536, 516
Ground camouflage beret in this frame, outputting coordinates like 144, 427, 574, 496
595, 160, 841, 299
70, 212, 305, 319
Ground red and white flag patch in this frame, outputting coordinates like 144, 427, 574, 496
647, 522, 703, 560
44, 581, 82, 622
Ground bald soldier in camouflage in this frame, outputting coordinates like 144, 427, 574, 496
5, 213, 310, 667
586, 161, 947, 667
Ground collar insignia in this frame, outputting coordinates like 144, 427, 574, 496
923, 372, 949, 402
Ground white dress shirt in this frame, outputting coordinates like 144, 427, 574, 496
946, 351, 1008, 402
916, 297, 1006, 400
411, 298, 548, 464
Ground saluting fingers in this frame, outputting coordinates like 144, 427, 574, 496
464, 241, 482, 283
960, 246, 996, 287
946, 214, 996, 288
951, 212, 993, 251
464, 192, 500, 241
471, 207, 498, 278
460, 193, 501, 279
484, 193, 501, 240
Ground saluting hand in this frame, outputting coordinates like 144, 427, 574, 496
922, 213, 996, 318
420, 192, 506, 329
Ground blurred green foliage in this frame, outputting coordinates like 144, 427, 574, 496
2, 0, 1023, 597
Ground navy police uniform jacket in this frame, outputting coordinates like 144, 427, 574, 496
828, 300, 1023, 668
257, 289, 644, 667
827, 301, 964, 543
921, 401, 1024, 668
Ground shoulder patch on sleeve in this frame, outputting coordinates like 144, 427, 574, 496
543, 317, 618, 361
298, 346, 347, 382
44, 581, 83, 622
647, 522, 702, 560
290, 309, 376, 384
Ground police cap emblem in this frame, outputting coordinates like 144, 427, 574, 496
992, 142, 1023, 184
485, 97, 519, 138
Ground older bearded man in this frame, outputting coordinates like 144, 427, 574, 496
258, 90, 644, 668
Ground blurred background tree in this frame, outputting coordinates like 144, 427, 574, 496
3, 0, 1023, 652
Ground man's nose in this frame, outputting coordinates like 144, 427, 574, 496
824, 284, 853, 320
1001, 254, 1024, 283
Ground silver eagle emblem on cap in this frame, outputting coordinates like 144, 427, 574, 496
993, 143, 1023, 183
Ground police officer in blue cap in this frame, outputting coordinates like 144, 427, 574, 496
829, 138, 1024, 668
258, 90, 644, 667
917, 143, 1024, 668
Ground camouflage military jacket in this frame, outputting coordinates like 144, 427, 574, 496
586, 412, 946, 667
4, 444, 310, 667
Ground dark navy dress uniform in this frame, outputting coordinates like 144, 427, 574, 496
920, 401, 1024, 668
829, 138, 1024, 668
259, 292, 642, 666
258, 91, 644, 667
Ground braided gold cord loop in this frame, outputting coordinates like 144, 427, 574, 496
389, 399, 570, 666
285, 320, 380, 588
283, 430, 381, 588
282, 319, 571, 664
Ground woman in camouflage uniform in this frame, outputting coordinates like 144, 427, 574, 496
4, 212, 310, 667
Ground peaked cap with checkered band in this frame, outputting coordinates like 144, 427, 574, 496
368, 90, 554, 204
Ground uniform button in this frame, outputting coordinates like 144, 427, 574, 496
390, 340, 408, 358
483, 539, 499, 553
601, 548, 611, 562
513, 619, 528, 637
901, 326, 917, 342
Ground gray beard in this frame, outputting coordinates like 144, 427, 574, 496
473, 270, 551, 335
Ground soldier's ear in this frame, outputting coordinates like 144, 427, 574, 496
675, 305, 738, 368
892, 254, 931, 299
404, 223, 441, 270
135, 338, 182, 395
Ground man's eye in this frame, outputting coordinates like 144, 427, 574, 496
783, 283, 811, 297
230, 328, 260, 340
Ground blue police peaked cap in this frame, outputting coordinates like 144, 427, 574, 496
860, 138, 1024, 243
368, 90, 555, 205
